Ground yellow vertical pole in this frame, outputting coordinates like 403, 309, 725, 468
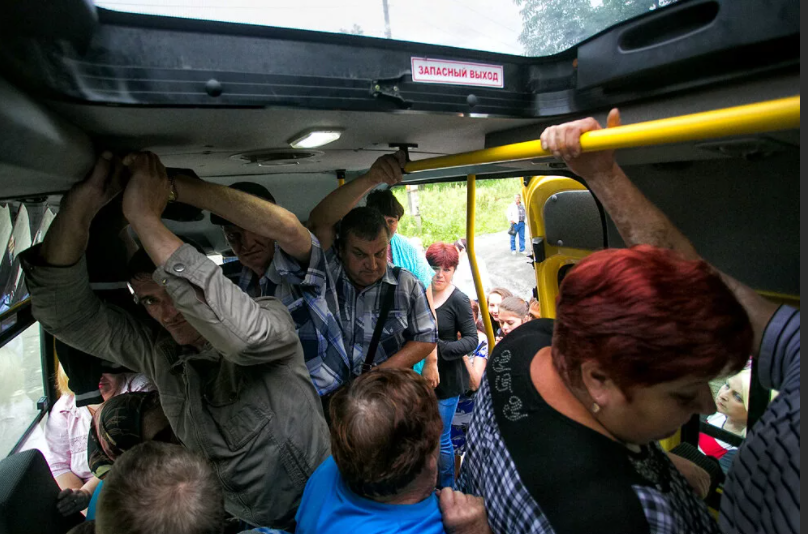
466, 174, 496, 350
338, 178, 345, 187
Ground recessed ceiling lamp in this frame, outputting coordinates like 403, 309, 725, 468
288, 128, 343, 149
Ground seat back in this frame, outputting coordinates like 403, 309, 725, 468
0, 449, 84, 534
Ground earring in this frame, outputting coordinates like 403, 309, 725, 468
591, 403, 601, 414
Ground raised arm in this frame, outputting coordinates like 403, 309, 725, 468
24, 153, 162, 375
307, 151, 405, 250
540, 110, 779, 353
40, 152, 126, 266
122, 152, 301, 365
170, 172, 311, 263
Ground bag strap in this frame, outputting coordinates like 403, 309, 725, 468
362, 267, 400, 374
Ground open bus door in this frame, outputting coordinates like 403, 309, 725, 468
522, 176, 604, 319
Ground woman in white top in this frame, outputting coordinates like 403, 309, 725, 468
45, 366, 153, 514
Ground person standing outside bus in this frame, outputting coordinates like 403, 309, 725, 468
505, 194, 526, 255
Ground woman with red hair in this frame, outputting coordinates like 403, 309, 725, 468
425, 242, 478, 489
458, 245, 752, 534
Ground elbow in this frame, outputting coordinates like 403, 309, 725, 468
307, 209, 327, 232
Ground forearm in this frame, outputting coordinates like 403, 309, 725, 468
176, 176, 310, 260
308, 173, 376, 231
463, 357, 480, 390
469, 358, 487, 390
80, 477, 100, 498
586, 164, 699, 260
378, 341, 436, 369
55, 473, 84, 491
587, 164, 777, 354
158, 244, 301, 363
128, 216, 183, 268
39, 190, 97, 266
438, 305, 479, 360
438, 334, 479, 360
424, 290, 439, 366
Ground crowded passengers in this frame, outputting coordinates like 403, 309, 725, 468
23, 109, 799, 534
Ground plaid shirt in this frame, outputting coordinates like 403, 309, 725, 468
265, 232, 437, 395
458, 377, 719, 534
237, 266, 274, 298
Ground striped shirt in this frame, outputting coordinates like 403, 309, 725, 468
266, 232, 438, 395
720, 306, 800, 534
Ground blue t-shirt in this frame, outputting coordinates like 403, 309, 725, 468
295, 457, 447, 534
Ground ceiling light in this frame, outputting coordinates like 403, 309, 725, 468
288, 129, 343, 149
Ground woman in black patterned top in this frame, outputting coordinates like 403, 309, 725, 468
458, 245, 753, 534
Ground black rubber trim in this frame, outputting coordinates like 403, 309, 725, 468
8, 410, 48, 457
0, 300, 35, 350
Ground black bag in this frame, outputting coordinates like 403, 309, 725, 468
508, 223, 517, 236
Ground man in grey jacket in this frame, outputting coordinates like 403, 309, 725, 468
22, 151, 330, 530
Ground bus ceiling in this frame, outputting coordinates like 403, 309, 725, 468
0, 0, 798, 118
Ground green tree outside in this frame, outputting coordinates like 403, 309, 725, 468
392, 178, 523, 247
514, 0, 674, 56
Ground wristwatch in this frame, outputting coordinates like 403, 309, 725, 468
167, 175, 177, 202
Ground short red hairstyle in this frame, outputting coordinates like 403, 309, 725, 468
553, 245, 752, 394
426, 242, 459, 269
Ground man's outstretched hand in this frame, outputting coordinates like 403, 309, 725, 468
439, 488, 492, 534
122, 151, 171, 224
540, 108, 622, 180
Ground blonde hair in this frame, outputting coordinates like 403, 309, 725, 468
734, 369, 753, 413
56, 362, 73, 398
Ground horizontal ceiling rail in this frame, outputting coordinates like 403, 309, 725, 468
404, 95, 800, 173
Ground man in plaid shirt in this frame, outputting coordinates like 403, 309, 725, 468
173, 153, 437, 399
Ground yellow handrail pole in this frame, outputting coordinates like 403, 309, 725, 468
405, 96, 800, 173
466, 174, 497, 350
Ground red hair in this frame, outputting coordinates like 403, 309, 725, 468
426, 242, 459, 269
553, 245, 752, 393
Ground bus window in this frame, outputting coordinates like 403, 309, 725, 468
0, 200, 56, 457
0, 204, 33, 315
0, 323, 45, 457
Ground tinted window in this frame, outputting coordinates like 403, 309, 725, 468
96, 0, 679, 57
0, 323, 44, 456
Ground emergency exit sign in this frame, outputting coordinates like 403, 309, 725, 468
411, 58, 504, 88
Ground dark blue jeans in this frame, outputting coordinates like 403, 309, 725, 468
510, 221, 526, 251
437, 396, 460, 489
